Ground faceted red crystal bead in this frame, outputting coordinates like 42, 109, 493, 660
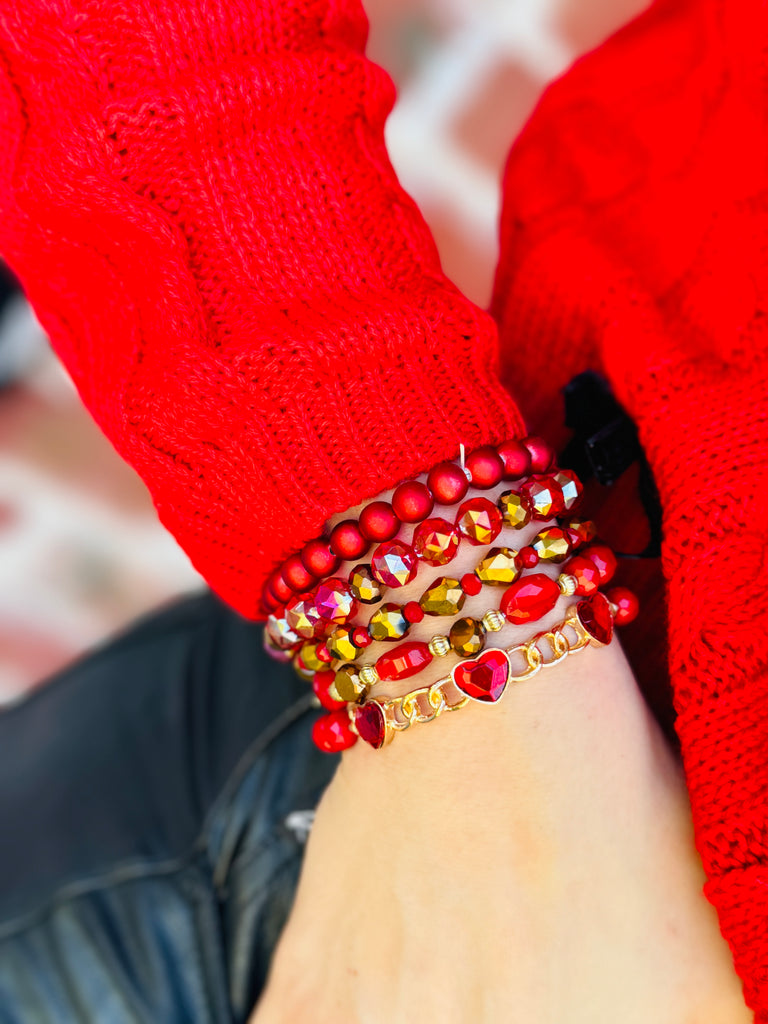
285, 593, 324, 638
563, 518, 598, 546
281, 553, 315, 593
465, 446, 504, 488
583, 544, 617, 585
520, 475, 565, 520
359, 501, 400, 542
376, 640, 433, 681
316, 641, 332, 663
552, 468, 583, 511
403, 601, 425, 624
352, 626, 373, 648
312, 669, 346, 711
577, 592, 614, 645
329, 520, 369, 561
392, 480, 435, 523
311, 710, 358, 753
460, 573, 483, 596
516, 546, 539, 569
500, 573, 560, 625
301, 538, 342, 578
606, 586, 639, 626
412, 518, 461, 566
456, 497, 503, 545
371, 539, 419, 587
427, 461, 470, 505
496, 439, 531, 480
565, 555, 600, 596
354, 702, 387, 749
315, 578, 358, 624
523, 436, 555, 474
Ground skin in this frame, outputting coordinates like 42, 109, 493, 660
251, 482, 752, 1023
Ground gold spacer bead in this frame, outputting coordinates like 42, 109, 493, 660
359, 665, 380, 688
558, 573, 577, 596
481, 609, 505, 632
428, 635, 451, 657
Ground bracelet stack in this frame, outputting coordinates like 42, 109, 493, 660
261, 437, 639, 754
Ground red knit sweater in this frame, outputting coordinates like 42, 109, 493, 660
0, 0, 766, 1016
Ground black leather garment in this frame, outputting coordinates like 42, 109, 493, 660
0, 593, 337, 1023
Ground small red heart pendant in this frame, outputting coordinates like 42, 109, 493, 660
451, 648, 511, 704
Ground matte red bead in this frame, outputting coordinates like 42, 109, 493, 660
516, 546, 539, 569
577, 592, 614, 645
371, 539, 419, 587
607, 586, 639, 626
403, 601, 424, 624
501, 573, 560, 625
359, 501, 400, 542
466, 446, 505, 488
523, 436, 555, 474
330, 519, 369, 561
376, 640, 433, 681
412, 518, 461, 565
282, 553, 316, 593
565, 555, 601, 596
261, 587, 280, 613
312, 710, 358, 753
461, 573, 483, 596
496, 439, 532, 480
584, 544, 617, 585
427, 460, 470, 505
392, 480, 434, 523
268, 569, 293, 604
354, 702, 387, 749
312, 670, 346, 711
455, 497, 503, 545
352, 626, 373, 648
301, 538, 341, 578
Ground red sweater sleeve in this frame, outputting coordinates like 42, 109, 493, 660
0, 0, 523, 617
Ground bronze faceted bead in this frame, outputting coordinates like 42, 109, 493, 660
475, 547, 520, 586
349, 564, 384, 603
449, 617, 486, 658
498, 490, 532, 529
419, 576, 466, 616
532, 527, 571, 564
333, 664, 366, 703
368, 603, 409, 641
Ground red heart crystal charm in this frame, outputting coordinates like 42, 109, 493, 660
576, 592, 614, 646
354, 702, 387, 749
451, 648, 511, 704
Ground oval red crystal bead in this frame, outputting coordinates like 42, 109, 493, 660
359, 501, 401, 542
312, 669, 346, 711
565, 554, 601, 596
606, 586, 639, 626
330, 520, 369, 561
392, 480, 434, 523
282, 553, 316, 593
312, 710, 358, 753
465, 446, 505, 488
301, 538, 342, 578
375, 640, 433, 681
577, 592, 614, 645
500, 573, 560, 625
427, 461, 470, 505
584, 544, 618, 585
523, 436, 555, 474
496, 439, 532, 480
354, 702, 387, 749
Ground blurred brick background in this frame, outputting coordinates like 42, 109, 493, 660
0, 0, 648, 703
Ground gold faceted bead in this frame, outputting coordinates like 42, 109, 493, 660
558, 573, 577, 596
293, 657, 314, 681
349, 564, 384, 604
475, 547, 520, 586
428, 634, 451, 657
532, 527, 571, 563
326, 626, 360, 663
359, 664, 380, 688
481, 609, 505, 632
449, 617, 486, 658
297, 641, 326, 673
419, 576, 466, 616
498, 490, 532, 529
368, 603, 409, 641
333, 664, 366, 703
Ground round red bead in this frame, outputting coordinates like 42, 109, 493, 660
412, 518, 461, 566
465, 446, 505, 488
392, 480, 434, 523
352, 626, 373, 648
461, 573, 483, 596
577, 592, 614, 645
329, 520, 369, 561
376, 640, 433, 681
500, 573, 560, 625
523, 436, 555, 474
301, 538, 341, 578
282, 553, 316, 593
516, 546, 540, 569
354, 702, 387, 750
427, 461, 470, 505
316, 641, 332, 663
315, 577, 358, 624
584, 544, 618, 585
268, 569, 293, 605
371, 539, 419, 586
565, 555, 601, 596
496, 439, 532, 480
359, 501, 400, 542
312, 670, 346, 711
261, 587, 280, 613
607, 586, 639, 626
403, 601, 425, 624
312, 710, 358, 753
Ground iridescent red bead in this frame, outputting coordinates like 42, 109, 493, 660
371, 539, 418, 587
607, 586, 639, 625
315, 578, 358, 624
455, 497, 503, 545
412, 518, 460, 565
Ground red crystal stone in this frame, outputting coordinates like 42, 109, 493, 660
563, 518, 598, 546
565, 555, 600, 596
329, 520, 369, 561
496, 439, 531, 480
311, 710, 358, 753
376, 640, 433, 681
354, 702, 387, 749
412, 518, 461, 565
606, 586, 639, 626
315, 578, 358, 624
501, 573, 560, 625
301, 538, 341, 578
427, 461, 470, 505
523, 435, 555, 474
577, 592, 614, 645
403, 601, 424, 624
392, 480, 435, 523
455, 498, 503, 545
371, 540, 419, 587
516, 546, 539, 569
452, 649, 510, 703
359, 501, 400, 542
583, 544, 617, 585
460, 573, 483, 596
552, 468, 583, 511
465, 446, 504, 488
282, 553, 316, 593
312, 669, 346, 711
520, 476, 565, 519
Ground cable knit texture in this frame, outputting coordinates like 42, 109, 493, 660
0, 0, 766, 1017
